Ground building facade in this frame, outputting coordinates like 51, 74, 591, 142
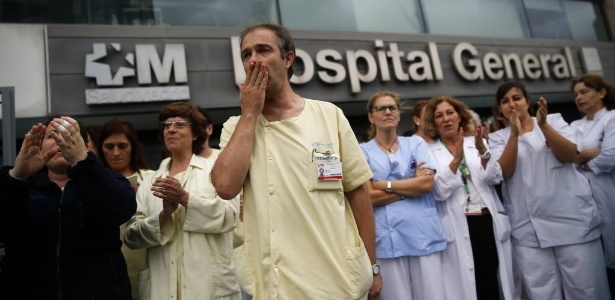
1, 0, 613, 164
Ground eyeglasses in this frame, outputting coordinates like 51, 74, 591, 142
372, 105, 399, 113
160, 121, 191, 129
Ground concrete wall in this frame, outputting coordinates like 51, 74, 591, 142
0, 24, 48, 118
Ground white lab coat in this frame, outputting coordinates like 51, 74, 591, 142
571, 107, 615, 269
429, 137, 515, 300
125, 155, 241, 300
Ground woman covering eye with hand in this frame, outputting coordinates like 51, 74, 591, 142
422, 96, 514, 300
569, 73, 615, 296
360, 91, 447, 300
97, 118, 154, 300
124, 102, 241, 300
489, 81, 610, 300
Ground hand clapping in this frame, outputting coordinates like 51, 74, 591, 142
48, 117, 88, 166
474, 125, 487, 154
10, 123, 53, 179
536, 97, 548, 126
453, 127, 465, 161
152, 176, 189, 208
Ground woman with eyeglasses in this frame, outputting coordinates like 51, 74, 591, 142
489, 81, 609, 299
422, 96, 514, 300
124, 102, 241, 300
97, 118, 154, 300
569, 73, 615, 296
360, 91, 446, 300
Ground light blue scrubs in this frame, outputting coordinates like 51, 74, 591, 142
361, 136, 446, 258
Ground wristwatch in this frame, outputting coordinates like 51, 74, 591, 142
385, 181, 393, 193
479, 150, 491, 160
372, 264, 380, 275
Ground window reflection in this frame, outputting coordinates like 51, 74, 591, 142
524, 0, 572, 40
150, 0, 277, 27
0, 0, 278, 27
280, 0, 424, 34
525, 0, 608, 41
0, 0, 610, 41
423, 0, 529, 39
563, 1, 609, 41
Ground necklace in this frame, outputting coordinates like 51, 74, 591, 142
375, 138, 397, 153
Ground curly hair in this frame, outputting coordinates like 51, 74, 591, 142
422, 95, 474, 140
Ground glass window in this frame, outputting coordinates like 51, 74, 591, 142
352, 0, 424, 34
0, 0, 278, 27
279, 0, 357, 31
524, 0, 572, 39
279, 0, 424, 34
0, 0, 611, 42
151, 0, 278, 27
422, 0, 529, 38
563, 1, 609, 41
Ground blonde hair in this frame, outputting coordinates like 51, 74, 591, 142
365, 91, 405, 140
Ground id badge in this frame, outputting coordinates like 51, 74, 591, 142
317, 162, 343, 181
310, 150, 342, 191
464, 201, 483, 216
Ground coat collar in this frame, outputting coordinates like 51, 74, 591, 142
155, 154, 206, 178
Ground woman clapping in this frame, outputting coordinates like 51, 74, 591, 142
124, 103, 241, 300
422, 96, 514, 300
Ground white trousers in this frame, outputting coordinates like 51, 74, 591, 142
515, 238, 611, 300
511, 244, 525, 300
378, 252, 444, 300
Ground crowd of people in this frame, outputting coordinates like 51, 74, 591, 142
0, 23, 614, 300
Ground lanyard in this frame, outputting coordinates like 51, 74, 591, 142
441, 141, 472, 202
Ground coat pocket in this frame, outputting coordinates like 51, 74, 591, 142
345, 243, 372, 299
137, 269, 151, 300
233, 245, 255, 296
212, 250, 241, 298
494, 213, 512, 243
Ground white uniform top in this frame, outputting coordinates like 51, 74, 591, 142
489, 114, 602, 248
571, 107, 615, 268
429, 136, 515, 300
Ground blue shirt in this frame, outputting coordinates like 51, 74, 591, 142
361, 136, 447, 258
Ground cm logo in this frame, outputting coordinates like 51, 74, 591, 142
85, 43, 187, 86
